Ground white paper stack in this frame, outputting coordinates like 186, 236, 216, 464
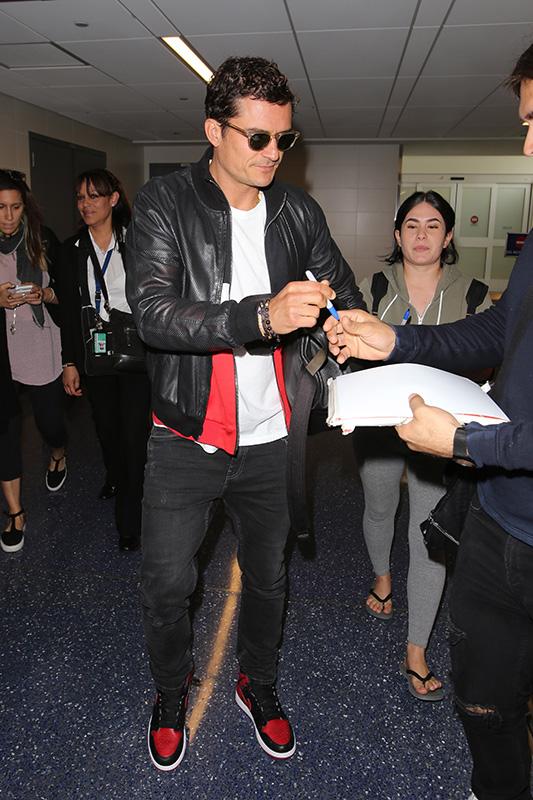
327, 363, 509, 434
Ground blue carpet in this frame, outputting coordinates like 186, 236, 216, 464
0, 396, 473, 800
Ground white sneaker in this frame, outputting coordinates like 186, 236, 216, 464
467, 793, 478, 800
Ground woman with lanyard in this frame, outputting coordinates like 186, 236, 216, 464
58, 169, 150, 552
353, 190, 492, 701
0, 168, 67, 553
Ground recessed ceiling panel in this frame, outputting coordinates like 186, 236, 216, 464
311, 77, 398, 108
423, 24, 533, 76
2, 0, 148, 41
0, 9, 46, 43
128, 81, 206, 110
447, 0, 533, 25
298, 29, 409, 78
0, 42, 81, 67
189, 32, 305, 78
58, 84, 163, 113
408, 75, 505, 107
155, 0, 291, 36
287, 0, 419, 30
7, 85, 87, 112
115, 0, 180, 38
64, 38, 194, 83
13, 65, 117, 87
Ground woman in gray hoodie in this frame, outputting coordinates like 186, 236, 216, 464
354, 190, 492, 701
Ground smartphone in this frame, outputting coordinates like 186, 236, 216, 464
13, 283, 34, 294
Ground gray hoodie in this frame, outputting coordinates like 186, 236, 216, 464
359, 262, 492, 327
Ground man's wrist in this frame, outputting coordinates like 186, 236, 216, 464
453, 425, 474, 464
256, 299, 280, 342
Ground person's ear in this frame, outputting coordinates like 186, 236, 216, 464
443, 228, 454, 249
394, 229, 402, 248
110, 191, 120, 208
205, 118, 223, 147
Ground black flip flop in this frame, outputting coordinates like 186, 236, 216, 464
365, 590, 393, 620
400, 662, 444, 702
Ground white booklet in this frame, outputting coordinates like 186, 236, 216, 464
327, 363, 509, 434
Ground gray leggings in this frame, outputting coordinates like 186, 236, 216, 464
354, 428, 446, 649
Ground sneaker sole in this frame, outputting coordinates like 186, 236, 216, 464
235, 690, 296, 759
46, 465, 67, 492
146, 719, 187, 772
0, 534, 24, 553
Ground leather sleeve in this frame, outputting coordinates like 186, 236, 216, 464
125, 178, 261, 354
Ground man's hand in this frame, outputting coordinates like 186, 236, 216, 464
268, 280, 336, 335
63, 365, 83, 397
323, 309, 396, 364
395, 394, 460, 458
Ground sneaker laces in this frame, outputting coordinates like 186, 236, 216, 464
156, 690, 183, 728
249, 681, 284, 721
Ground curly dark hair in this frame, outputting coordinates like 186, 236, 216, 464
75, 168, 131, 242
507, 42, 533, 97
205, 56, 296, 124
0, 168, 47, 270
384, 190, 458, 266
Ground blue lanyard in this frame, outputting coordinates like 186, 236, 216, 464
94, 248, 113, 315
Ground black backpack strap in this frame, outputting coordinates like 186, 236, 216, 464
465, 278, 489, 316
370, 271, 389, 316
286, 347, 327, 542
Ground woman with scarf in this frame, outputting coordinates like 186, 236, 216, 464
0, 169, 67, 553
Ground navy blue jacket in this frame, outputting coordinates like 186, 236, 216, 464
390, 231, 533, 547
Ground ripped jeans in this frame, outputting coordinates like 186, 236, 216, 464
449, 496, 533, 800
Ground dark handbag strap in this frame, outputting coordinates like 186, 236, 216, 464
286, 347, 327, 541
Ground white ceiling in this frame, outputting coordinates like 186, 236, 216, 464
1, 0, 532, 143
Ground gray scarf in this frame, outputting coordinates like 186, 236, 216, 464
0, 223, 44, 327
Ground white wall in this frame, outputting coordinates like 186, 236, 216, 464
143, 142, 400, 283
1, 91, 144, 202
402, 140, 533, 182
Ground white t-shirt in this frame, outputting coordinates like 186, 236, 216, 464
225, 193, 287, 447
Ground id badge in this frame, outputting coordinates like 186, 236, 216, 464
92, 330, 107, 354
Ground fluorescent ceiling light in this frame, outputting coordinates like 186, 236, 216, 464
161, 36, 213, 83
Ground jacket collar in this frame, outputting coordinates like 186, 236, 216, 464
191, 146, 286, 224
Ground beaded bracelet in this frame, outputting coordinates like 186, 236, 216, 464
257, 299, 280, 343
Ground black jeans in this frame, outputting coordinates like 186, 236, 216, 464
84, 372, 150, 540
141, 429, 290, 691
450, 497, 533, 800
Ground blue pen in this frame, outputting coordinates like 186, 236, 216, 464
304, 269, 340, 321
401, 308, 411, 325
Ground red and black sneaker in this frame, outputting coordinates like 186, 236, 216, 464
147, 672, 192, 771
235, 672, 296, 759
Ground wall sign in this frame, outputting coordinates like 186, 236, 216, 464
505, 233, 527, 256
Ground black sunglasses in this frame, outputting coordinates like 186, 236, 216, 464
224, 122, 301, 152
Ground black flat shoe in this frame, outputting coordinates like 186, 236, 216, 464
46, 455, 67, 492
119, 536, 141, 552
99, 483, 118, 500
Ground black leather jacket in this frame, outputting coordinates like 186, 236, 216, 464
126, 148, 364, 437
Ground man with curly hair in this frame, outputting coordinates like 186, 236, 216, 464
126, 55, 363, 770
